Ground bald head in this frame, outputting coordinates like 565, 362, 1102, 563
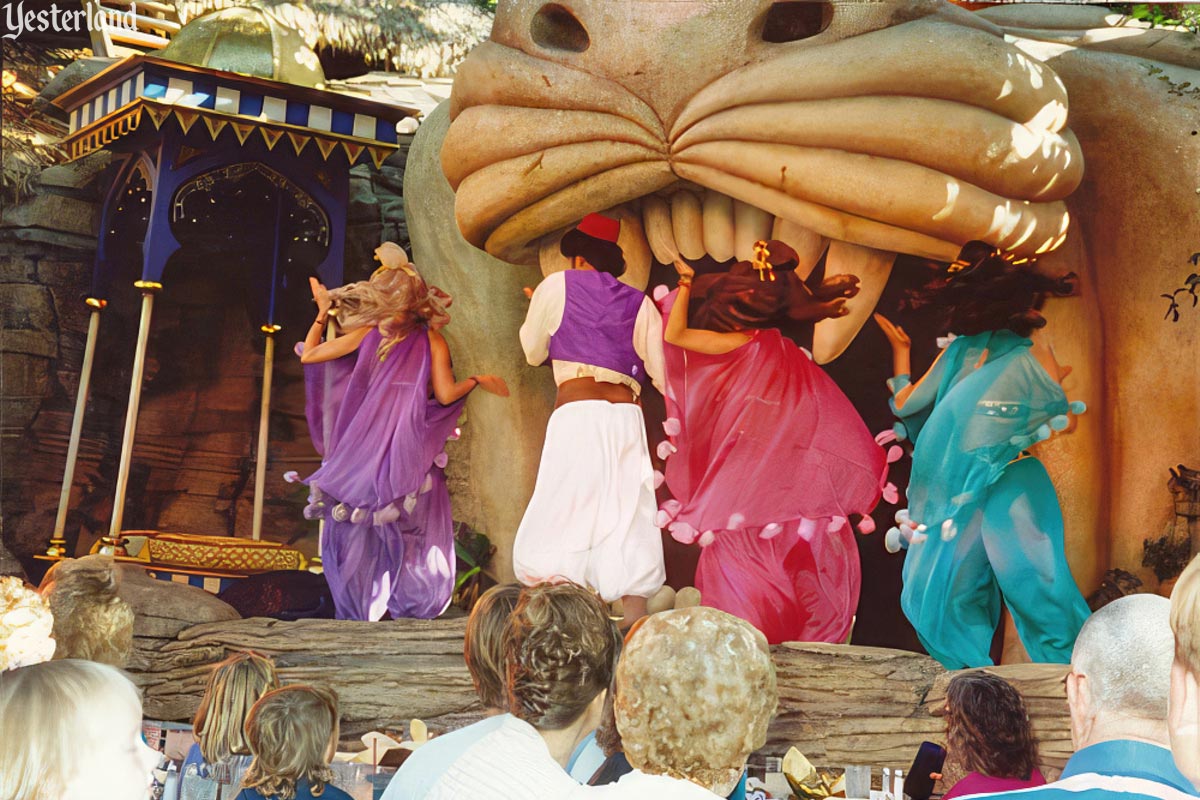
1068, 595, 1173, 749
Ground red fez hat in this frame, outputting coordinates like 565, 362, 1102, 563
577, 213, 621, 243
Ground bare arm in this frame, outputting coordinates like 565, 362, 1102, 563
428, 329, 510, 404
664, 258, 750, 356
300, 323, 371, 364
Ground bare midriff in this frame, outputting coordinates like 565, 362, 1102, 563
555, 376, 638, 408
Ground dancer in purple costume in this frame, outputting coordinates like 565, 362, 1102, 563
297, 243, 508, 620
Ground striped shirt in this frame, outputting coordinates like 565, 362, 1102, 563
426, 715, 580, 800
958, 741, 1197, 800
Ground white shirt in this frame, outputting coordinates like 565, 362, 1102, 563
578, 769, 721, 799
380, 714, 510, 800
425, 716, 581, 800
520, 271, 666, 397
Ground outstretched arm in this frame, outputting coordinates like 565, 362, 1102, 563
428, 329, 509, 405
663, 258, 750, 356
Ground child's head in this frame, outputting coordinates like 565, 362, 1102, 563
193, 650, 281, 764
241, 684, 340, 800
0, 659, 160, 800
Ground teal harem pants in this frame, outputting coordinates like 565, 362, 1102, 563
900, 457, 1092, 669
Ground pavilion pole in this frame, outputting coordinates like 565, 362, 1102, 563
101, 281, 160, 555
47, 299, 105, 557
251, 326, 279, 541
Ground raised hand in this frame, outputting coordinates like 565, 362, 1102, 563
873, 313, 910, 350
672, 256, 695, 281
309, 276, 332, 316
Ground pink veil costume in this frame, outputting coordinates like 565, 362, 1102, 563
656, 269, 891, 644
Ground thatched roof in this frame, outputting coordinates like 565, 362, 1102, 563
174, 0, 494, 78
1, 42, 77, 205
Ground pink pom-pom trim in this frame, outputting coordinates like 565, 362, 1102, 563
857, 516, 876, 534
652, 284, 670, 302
887, 445, 903, 464
656, 440, 677, 460
698, 530, 716, 547
760, 522, 783, 539
653, 470, 665, 489
882, 482, 900, 505
663, 417, 682, 437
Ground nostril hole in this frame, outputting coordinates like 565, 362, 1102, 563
531, 3, 590, 53
762, 1, 833, 43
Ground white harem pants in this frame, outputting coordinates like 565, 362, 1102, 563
513, 400, 665, 601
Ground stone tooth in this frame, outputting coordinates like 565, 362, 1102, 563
733, 200, 774, 262
812, 241, 896, 364
643, 194, 680, 265
670, 190, 707, 261
701, 190, 736, 263
771, 218, 829, 280
610, 204, 652, 290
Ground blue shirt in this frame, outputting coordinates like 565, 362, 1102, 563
959, 740, 1198, 800
381, 713, 510, 800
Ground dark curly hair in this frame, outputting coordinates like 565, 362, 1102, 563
945, 672, 1039, 780
504, 582, 621, 730
902, 241, 1076, 338
560, 229, 625, 277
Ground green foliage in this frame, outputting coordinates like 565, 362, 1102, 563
1109, 4, 1200, 33
471, 0, 498, 11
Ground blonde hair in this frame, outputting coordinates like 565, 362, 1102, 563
504, 582, 620, 730
616, 607, 778, 792
0, 659, 142, 800
193, 650, 280, 764
40, 555, 134, 666
464, 584, 522, 710
1171, 554, 1200, 674
328, 261, 451, 358
241, 685, 339, 800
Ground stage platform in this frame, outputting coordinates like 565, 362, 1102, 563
127, 615, 1073, 774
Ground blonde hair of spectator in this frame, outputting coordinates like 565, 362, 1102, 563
615, 606, 778, 794
0, 659, 143, 800
504, 581, 621, 730
1171, 554, 1200, 674
192, 650, 281, 764
39, 555, 134, 666
241, 684, 340, 800
464, 583, 522, 710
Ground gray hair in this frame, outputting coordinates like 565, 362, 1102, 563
1071, 594, 1173, 720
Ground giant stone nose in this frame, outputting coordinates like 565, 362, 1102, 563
487, 0, 950, 129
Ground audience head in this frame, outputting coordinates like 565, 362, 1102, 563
241, 684, 340, 799
505, 581, 620, 731
39, 555, 134, 666
464, 583, 522, 712
192, 650, 281, 764
0, 575, 56, 670
0, 659, 160, 800
1068, 594, 1174, 748
615, 607, 778, 795
945, 672, 1038, 779
1169, 555, 1200, 787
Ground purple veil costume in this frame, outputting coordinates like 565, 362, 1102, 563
298, 327, 465, 620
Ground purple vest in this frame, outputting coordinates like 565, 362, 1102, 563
547, 270, 648, 384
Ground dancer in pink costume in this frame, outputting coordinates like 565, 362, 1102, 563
658, 241, 895, 644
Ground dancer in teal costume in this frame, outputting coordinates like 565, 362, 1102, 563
875, 245, 1091, 669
